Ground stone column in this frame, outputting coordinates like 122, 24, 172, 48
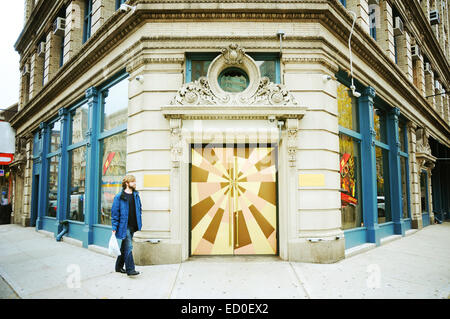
282, 53, 344, 263
425, 68, 435, 108
347, 0, 370, 35
395, 31, 413, 83
29, 51, 44, 100
408, 122, 422, 229
412, 53, 425, 96
376, 0, 395, 63
91, 0, 115, 35
44, 30, 64, 85
63, 0, 85, 65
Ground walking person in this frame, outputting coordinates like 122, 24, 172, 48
111, 175, 142, 276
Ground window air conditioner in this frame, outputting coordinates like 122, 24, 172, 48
37, 41, 45, 57
411, 45, 421, 59
22, 64, 30, 75
424, 62, 432, 74
435, 80, 440, 91
394, 16, 404, 36
53, 17, 66, 36
430, 10, 440, 25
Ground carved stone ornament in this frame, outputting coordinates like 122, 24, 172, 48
415, 127, 436, 170
164, 43, 306, 120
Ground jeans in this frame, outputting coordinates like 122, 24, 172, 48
115, 227, 136, 274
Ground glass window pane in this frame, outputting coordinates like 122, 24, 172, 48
71, 103, 89, 145
339, 133, 363, 229
255, 60, 276, 83
103, 78, 128, 132
49, 121, 61, 153
191, 60, 211, 81
337, 83, 359, 131
420, 171, 428, 213
219, 67, 249, 93
374, 107, 387, 143
68, 146, 86, 222
46, 155, 59, 217
99, 131, 127, 225
376, 147, 391, 223
398, 123, 406, 152
400, 157, 409, 219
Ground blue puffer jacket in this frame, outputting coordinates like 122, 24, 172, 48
111, 190, 143, 239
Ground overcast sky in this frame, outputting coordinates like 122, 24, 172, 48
0, 1, 24, 109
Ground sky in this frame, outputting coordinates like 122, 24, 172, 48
0, 1, 24, 109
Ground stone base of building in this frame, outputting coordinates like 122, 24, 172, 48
411, 219, 423, 229
133, 240, 182, 265
288, 238, 345, 264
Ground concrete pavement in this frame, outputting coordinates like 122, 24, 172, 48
0, 223, 449, 299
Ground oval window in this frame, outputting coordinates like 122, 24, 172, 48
218, 67, 249, 93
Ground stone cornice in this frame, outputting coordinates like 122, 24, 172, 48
11, 0, 450, 144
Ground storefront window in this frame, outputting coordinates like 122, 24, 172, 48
373, 107, 387, 143
339, 133, 363, 229
102, 78, 128, 132
420, 171, 428, 213
98, 129, 127, 225
46, 155, 59, 217
49, 121, 61, 153
400, 157, 409, 219
68, 147, 86, 222
376, 147, 391, 223
398, 123, 406, 152
337, 83, 359, 131
71, 103, 88, 144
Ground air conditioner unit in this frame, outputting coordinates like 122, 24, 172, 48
430, 10, 440, 25
53, 17, 65, 36
22, 63, 30, 75
424, 62, 432, 74
37, 41, 45, 57
394, 16, 404, 36
411, 45, 421, 59
435, 80, 440, 90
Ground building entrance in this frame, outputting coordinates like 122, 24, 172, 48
190, 144, 278, 255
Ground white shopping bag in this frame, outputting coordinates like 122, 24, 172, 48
108, 234, 121, 257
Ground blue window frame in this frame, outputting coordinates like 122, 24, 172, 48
369, 7, 377, 40
339, 0, 346, 7
186, 52, 281, 84
34, 70, 129, 248
398, 120, 411, 225
83, 0, 93, 43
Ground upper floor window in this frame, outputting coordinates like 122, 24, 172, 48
186, 52, 280, 84
83, 0, 93, 43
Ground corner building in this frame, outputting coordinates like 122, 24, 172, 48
10, 0, 450, 265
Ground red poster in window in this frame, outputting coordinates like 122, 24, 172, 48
103, 152, 115, 175
340, 153, 358, 206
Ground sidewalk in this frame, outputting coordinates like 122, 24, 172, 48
0, 223, 449, 299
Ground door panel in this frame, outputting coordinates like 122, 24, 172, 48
190, 145, 277, 255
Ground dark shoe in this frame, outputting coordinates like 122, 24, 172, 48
116, 268, 126, 274
127, 270, 140, 276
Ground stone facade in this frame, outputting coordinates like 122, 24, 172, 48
11, 0, 450, 265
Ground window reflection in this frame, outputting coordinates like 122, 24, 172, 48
103, 79, 128, 131
339, 134, 363, 229
99, 131, 127, 225
50, 121, 61, 153
337, 83, 359, 131
71, 103, 88, 144
420, 171, 428, 213
47, 155, 59, 218
374, 108, 387, 143
68, 147, 86, 222
376, 147, 391, 223
400, 157, 409, 219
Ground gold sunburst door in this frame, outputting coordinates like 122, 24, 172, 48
190, 145, 278, 255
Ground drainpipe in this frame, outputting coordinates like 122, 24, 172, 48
56, 220, 69, 241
